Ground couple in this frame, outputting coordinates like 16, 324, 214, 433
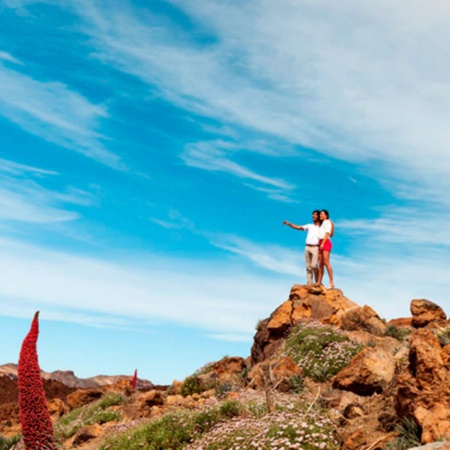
283, 210, 335, 289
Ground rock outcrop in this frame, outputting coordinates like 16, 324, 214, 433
397, 328, 450, 443
251, 284, 358, 363
411, 299, 447, 328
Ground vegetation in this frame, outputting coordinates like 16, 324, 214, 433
385, 417, 421, 450
283, 321, 364, 381
180, 375, 204, 397
100, 392, 339, 450
0, 435, 21, 450
436, 326, 450, 347
384, 325, 411, 342
55, 392, 124, 440
18, 311, 57, 450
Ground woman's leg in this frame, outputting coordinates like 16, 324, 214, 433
317, 252, 324, 285
322, 250, 334, 288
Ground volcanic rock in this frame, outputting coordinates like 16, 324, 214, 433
332, 346, 396, 395
251, 284, 358, 363
411, 299, 447, 328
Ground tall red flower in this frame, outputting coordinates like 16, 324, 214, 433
131, 369, 138, 389
18, 311, 56, 450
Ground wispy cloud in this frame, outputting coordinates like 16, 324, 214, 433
64, 0, 450, 203
0, 237, 289, 336
0, 60, 121, 167
0, 157, 95, 224
209, 234, 300, 276
181, 140, 295, 199
0, 51, 23, 65
338, 206, 450, 248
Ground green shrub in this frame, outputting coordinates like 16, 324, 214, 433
436, 327, 450, 347
0, 435, 21, 450
194, 409, 220, 433
287, 374, 305, 393
385, 325, 411, 342
215, 382, 233, 398
180, 375, 203, 397
55, 394, 122, 440
219, 400, 240, 418
385, 417, 421, 450
98, 392, 125, 409
284, 321, 364, 381
100, 409, 213, 450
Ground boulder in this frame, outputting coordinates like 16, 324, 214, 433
71, 423, 103, 447
340, 305, 387, 336
47, 397, 68, 419
251, 284, 358, 363
411, 299, 446, 328
396, 329, 450, 443
66, 388, 104, 409
332, 346, 395, 395
139, 389, 166, 408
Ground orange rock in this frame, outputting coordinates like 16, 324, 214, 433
251, 284, 359, 364
411, 299, 447, 328
66, 388, 104, 410
332, 347, 395, 395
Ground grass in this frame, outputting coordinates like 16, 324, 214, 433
436, 326, 450, 346
100, 391, 339, 450
384, 325, 411, 342
283, 321, 364, 381
0, 435, 21, 450
385, 417, 421, 450
55, 392, 124, 440
180, 375, 204, 397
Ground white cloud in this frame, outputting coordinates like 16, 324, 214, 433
68, 0, 450, 203
0, 157, 96, 224
0, 238, 290, 336
0, 61, 121, 167
181, 140, 295, 198
0, 51, 23, 65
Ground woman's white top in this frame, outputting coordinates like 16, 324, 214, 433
318, 219, 332, 239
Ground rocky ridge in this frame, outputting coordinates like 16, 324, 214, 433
2, 284, 450, 449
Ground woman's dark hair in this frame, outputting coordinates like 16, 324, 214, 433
321, 209, 330, 219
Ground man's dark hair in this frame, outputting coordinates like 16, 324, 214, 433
312, 210, 320, 216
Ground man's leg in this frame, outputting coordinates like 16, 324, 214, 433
310, 247, 319, 283
305, 247, 313, 284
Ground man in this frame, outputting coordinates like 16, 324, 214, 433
283, 210, 321, 284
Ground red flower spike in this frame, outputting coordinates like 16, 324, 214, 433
131, 369, 138, 389
18, 311, 57, 450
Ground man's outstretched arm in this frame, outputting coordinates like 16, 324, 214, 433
283, 221, 304, 230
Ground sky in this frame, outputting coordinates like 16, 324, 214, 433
1, 0, 450, 385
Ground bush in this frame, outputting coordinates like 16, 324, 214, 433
219, 400, 240, 418
385, 325, 411, 342
385, 417, 421, 450
284, 321, 364, 381
215, 382, 233, 398
287, 374, 305, 393
98, 392, 125, 409
0, 435, 21, 450
55, 394, 122, 439
180, 375, 203, 397
436, 327, 450, 347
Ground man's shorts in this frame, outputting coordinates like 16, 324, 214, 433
319, 239, 332, 252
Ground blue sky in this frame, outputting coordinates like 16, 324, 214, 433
1, 0, 450, 384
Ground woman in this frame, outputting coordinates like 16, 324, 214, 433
318, 209, 335, 289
